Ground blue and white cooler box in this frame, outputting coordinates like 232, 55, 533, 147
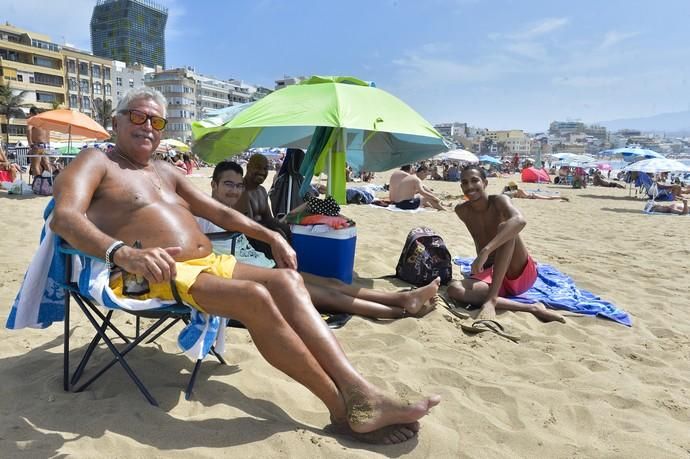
290, 224, 357, 284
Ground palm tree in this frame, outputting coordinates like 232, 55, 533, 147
92, 98, 113, 130
0, 79, 31, 146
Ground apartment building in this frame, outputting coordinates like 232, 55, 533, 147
275, 75, 306, 90
195, 74, 233, 117
91, 0, 168, 68
485, 129, 531, 155
62, 46, 114, 127
145, 67, 196, 141
0, 23, 65, 144
111, 60, 155, 108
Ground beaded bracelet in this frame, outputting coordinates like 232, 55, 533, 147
105, 240, 126, 270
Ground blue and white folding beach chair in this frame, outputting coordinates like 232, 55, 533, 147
7, 200, 241, 406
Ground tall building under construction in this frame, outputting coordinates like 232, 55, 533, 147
90, 0, 167, 68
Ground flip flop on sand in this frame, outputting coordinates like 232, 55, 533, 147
433, 294, 470, 320
460, 319, 520, 344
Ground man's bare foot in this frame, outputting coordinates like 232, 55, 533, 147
476, 299, 497, 321
531, 302, 565, 323
401, 277, 440, 316
409, 301, 436, 318
325, 420, 421, 445
345, 389, 441, 437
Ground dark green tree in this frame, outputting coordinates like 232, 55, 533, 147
93, 98, 113, 130
0, 79, 31, 146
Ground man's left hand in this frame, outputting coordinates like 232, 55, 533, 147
471, 249, 489, 275
270, 234, 297, 270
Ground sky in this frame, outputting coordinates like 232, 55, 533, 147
2, 0, 690, 132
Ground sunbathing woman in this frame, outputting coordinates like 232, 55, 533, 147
202, 160, 440, 319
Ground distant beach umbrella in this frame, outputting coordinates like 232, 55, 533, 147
435, 149, 479, 163
479, 155, 502, 164
622, 158, 690, 173
160, 138, 190, 152
28, 108, 110, 154
606, 147, 664, 162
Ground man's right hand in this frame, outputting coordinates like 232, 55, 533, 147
113, 246, 182, 283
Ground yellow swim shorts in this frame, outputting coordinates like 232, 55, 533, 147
110, 253, 237, 312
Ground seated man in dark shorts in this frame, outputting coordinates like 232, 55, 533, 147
447, 165, 564, 323
50, 86, 439, 445
389, 165, 445, 210
394, 197, 421, 210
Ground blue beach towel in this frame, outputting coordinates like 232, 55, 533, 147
453, 257, 632, 327
6, 200, 227, 360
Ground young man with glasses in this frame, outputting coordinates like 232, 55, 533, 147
50, 87, 439, 445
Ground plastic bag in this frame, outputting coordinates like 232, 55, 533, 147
9, 179, 34, 195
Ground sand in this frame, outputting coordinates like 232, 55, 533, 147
1, 168, 689, 458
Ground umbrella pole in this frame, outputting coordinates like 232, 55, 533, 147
327, 128, 347, 205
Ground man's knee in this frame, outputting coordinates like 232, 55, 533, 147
447, 280, 465, 299
272, 268, 304, 289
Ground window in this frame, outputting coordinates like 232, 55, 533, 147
17, 75, 22, 82
82, 96, 91, 110
36, 91, 57, 102
33, 56, 56, 68
104, 83, 111, 96
129, 79, 134, 88
34, 73, 63, 87
104, 67, 111, 79
70, 94, 78, 108
93, 82, 102, 95
69, 78, 77, 91
79, 62, 89, 76
67, 60, 76, 73
116, 77, 122, 86
92, 65, 101, 79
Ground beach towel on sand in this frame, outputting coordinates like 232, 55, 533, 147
453, 257, 632, 327
6, 200, 227, 360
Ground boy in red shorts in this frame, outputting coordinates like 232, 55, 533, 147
447, 165, 564, 323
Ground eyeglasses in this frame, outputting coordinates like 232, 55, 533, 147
222, 181, 245, 190
123, 109, 168, 131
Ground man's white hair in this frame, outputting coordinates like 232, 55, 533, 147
114, 87, 168, 117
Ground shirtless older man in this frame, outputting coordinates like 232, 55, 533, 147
389, 165, 445, 210
26, 107, 52, 177
50, 87, 439, 445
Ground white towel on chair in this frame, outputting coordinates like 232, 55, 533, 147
6, 200, 226, 360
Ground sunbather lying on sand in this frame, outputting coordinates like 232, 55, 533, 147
447, 165, 565, 323
502, 182, 569, 201
203, 160, 440, 319
645, 198, 688, 215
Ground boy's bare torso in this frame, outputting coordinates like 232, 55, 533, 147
456, 195, 527, 270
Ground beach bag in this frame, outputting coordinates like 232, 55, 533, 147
306, 195, 340, 216
32, 173, 53, 196
395, 227, 452, 286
